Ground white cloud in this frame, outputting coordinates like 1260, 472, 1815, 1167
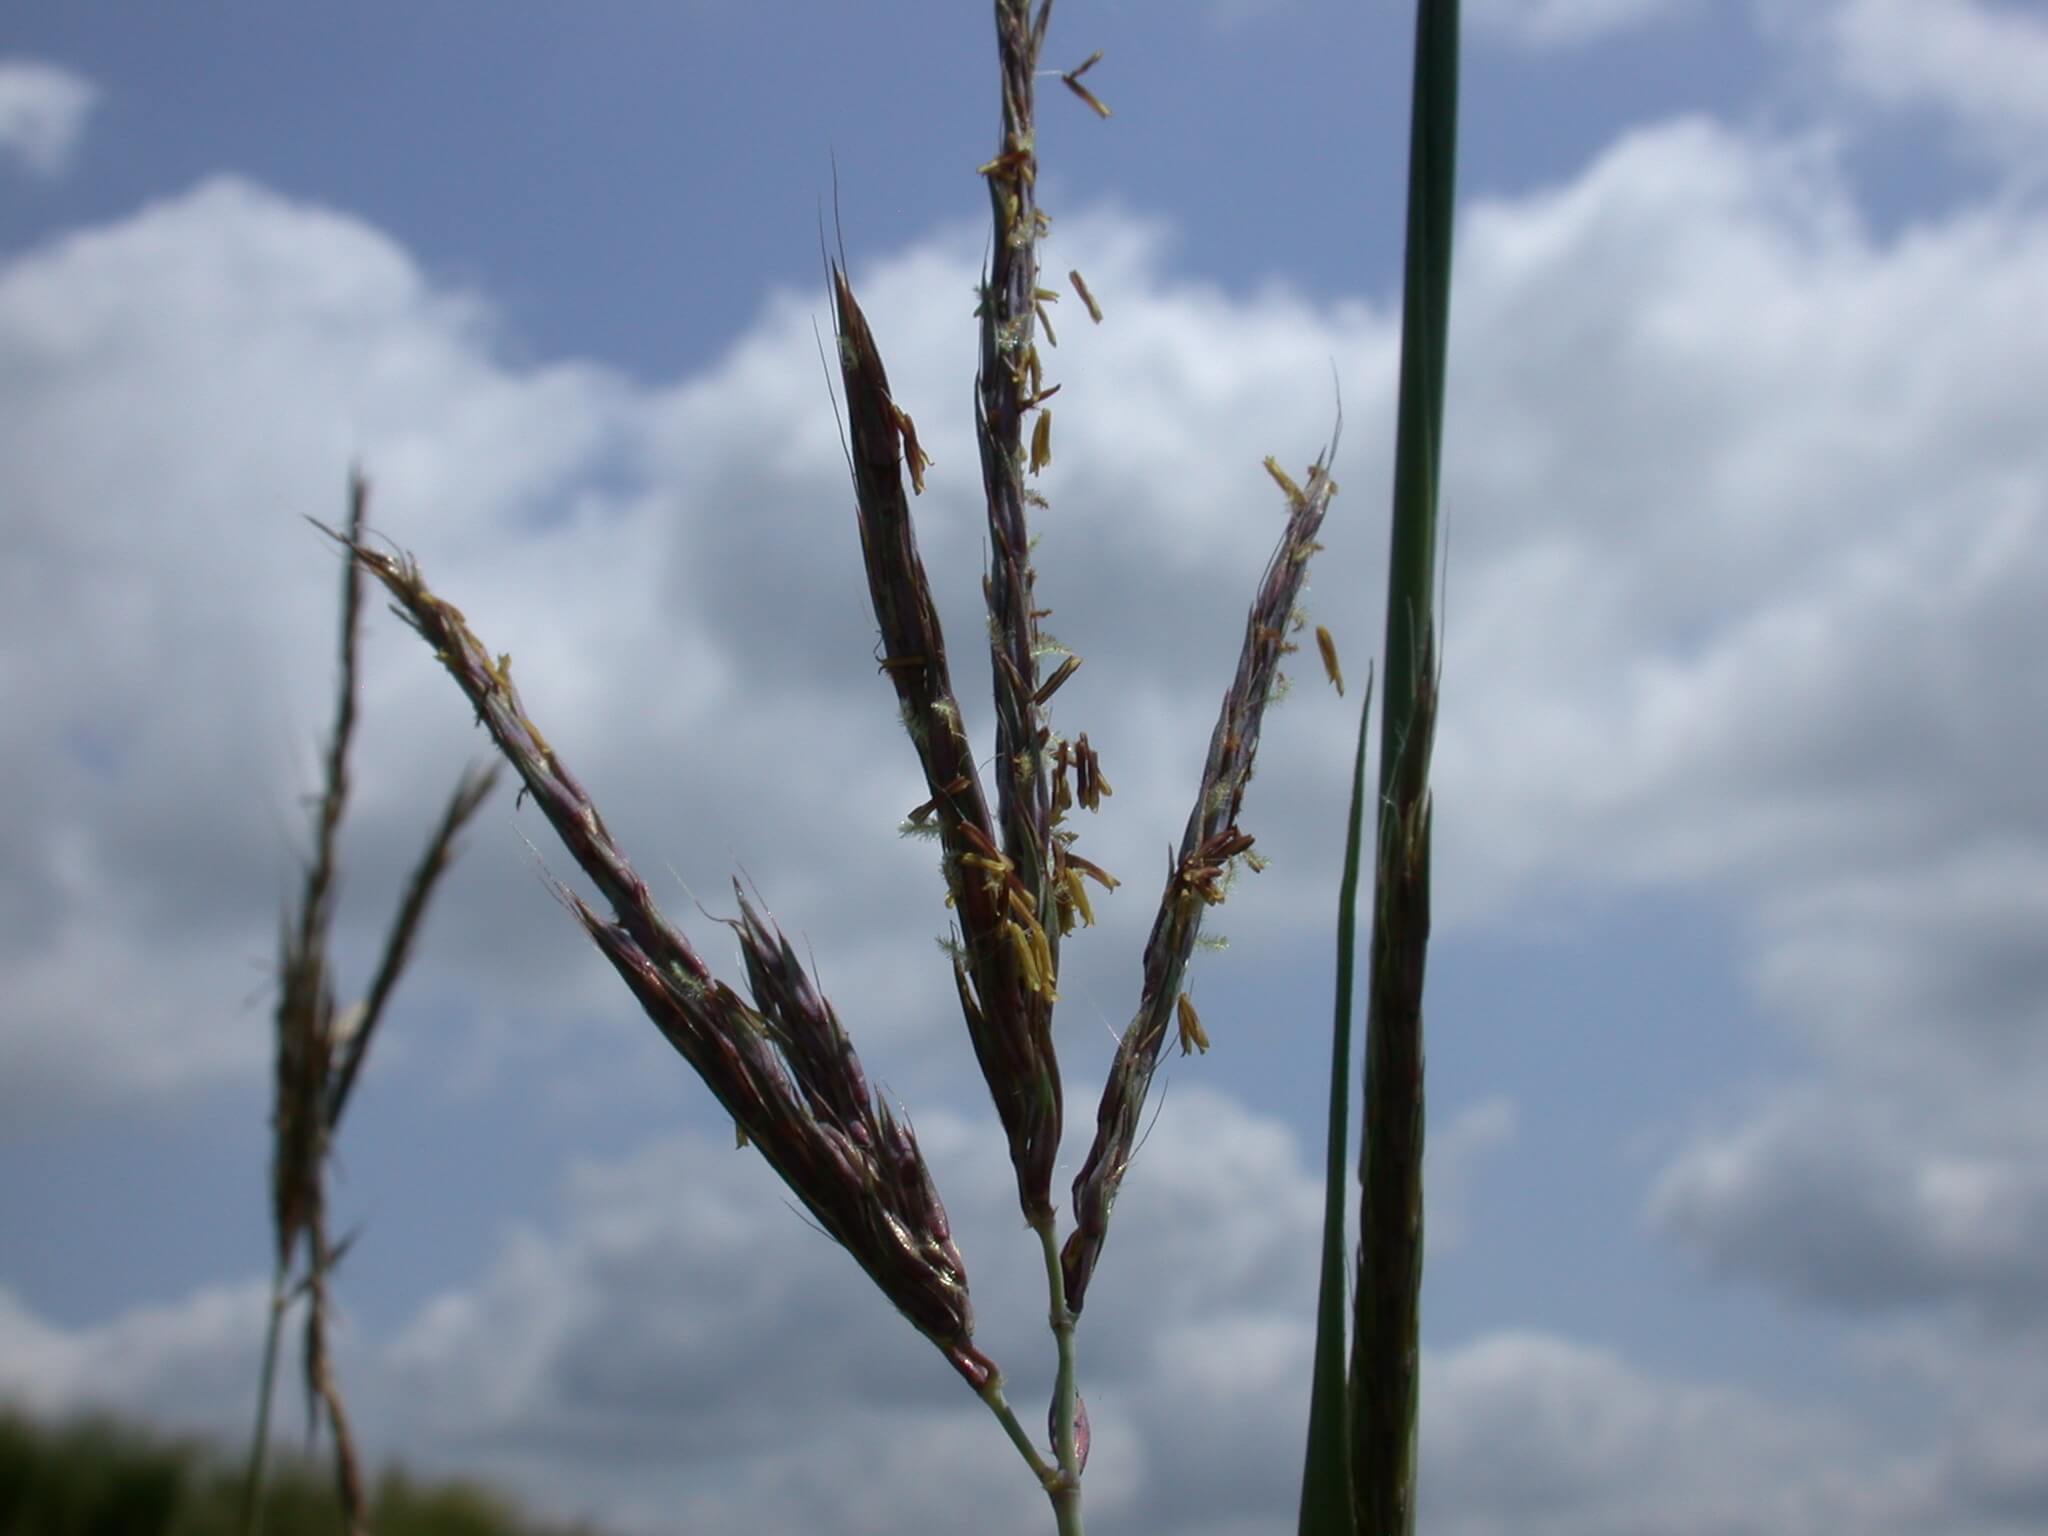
1197, 107, 2048, 1530
1421, 1331, 1912, 1535
1419, 106, 2048, 1384
0, 1279, 268, 1432
0, 175, 641, 1119
0, 175, 1388, 1122
1650, 833, 2048, 1332
0, 59, 97, 178
1653, 1092, 2048, 1324
1439, 113, 2048, 911
1854, 1318, 2048, 1525
1825, 0, 2048, 162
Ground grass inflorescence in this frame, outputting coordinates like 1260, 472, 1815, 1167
306, 3, 1436, 1533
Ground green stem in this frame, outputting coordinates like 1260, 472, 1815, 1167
977, 1378, 1057, 1489
1350, 2, 1459, 1532
1035, 1216, 1085, 1536
240, 1259, 290, 1536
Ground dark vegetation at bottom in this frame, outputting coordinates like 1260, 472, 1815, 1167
0, 1408, 592, 1536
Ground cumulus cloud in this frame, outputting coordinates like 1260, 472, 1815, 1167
0, 59, 98, 178
1441, 115, 2046, 897
1824, 0, 2048, 163
1420, 1331, 1917, 1535
0, 175, 644, 1119
1653, 1091, 2048, 1324
0, 1279, 268, 1432
1383, 111, 2048, 1485
1855, 1318, 2048, 1526
0, 170, 1390, 1123
1394, 104, 2048, 1398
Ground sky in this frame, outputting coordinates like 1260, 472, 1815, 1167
2, 1, 2046, 1532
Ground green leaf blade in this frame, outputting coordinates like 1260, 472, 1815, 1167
1298, 673, 1376, 1536
1350, 1, 1459, 1533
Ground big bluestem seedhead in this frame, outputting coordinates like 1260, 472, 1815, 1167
349, 539, 998, 1391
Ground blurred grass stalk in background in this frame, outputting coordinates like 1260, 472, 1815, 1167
1299, 2, 1458, 1534
247, 475, 497, 1536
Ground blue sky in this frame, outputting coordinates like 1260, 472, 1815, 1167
4, 2, 2047, 1532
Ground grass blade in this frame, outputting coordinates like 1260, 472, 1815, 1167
1350, 1, 1459, 1532
1298, 668, 1374, 1536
